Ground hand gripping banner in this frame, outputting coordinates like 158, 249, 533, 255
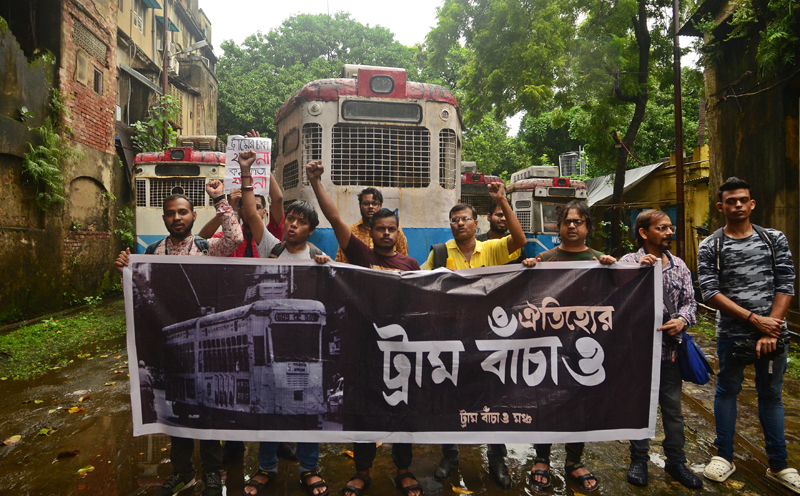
124, 256, 663, 444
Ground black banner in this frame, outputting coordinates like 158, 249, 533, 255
124, 256, 662, 444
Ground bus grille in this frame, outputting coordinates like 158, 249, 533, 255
439, 129, 457, 189
136, 179, 147, 207
148, 178, 207, 208
301, 124, 323, 186
283, 160, 299, 190
286, 374, 309, 388
331, 124, 430, 188
461, 194, 494, 216
517, 210, 532, 232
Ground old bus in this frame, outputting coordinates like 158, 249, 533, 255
163, 266, 326, 422
133, 135, 225, 253
507, 165, 588, 256
273, 64, 463, 262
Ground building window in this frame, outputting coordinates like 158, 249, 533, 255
133, 0, 144, 33
93, 69, 103, 94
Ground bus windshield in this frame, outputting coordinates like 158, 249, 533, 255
542, 204, 560, 233
270, 324, 320, 362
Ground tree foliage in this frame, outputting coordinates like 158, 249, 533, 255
217, 13, 416, 139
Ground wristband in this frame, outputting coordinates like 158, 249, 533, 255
242, 185, 255, 191
678, 316, 689, 327
747, 312, 755, 322
212, 195, 225, 204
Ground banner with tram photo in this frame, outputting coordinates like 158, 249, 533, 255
124, 256, 663, 444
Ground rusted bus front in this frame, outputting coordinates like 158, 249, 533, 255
273, 66, 463, 262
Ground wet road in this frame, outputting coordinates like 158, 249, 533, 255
1, 331, 799, 496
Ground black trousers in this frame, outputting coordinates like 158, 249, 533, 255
353, 442, 413, 471
170, 436, 223, 478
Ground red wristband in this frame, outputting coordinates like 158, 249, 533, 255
747, 312, 755, 322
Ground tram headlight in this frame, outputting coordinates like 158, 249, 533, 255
369, 75, 394, 94
170, 149, 185, 161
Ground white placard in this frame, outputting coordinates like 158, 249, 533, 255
224, 135, 272, 195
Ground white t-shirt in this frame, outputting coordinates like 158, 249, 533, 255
256, 229, 312, 259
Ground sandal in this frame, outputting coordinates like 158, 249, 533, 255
767, 467, 800, 494
300, 470, 329, 496
243, 468, 276, 496
565, 462, 598, 492
394, 472, 424, 496
530, 457, 551, 489
703, 456, 736, 482
342, 474, 372, 496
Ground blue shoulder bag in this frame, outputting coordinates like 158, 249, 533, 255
663, 291, 714, 385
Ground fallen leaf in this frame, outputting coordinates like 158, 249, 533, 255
68, 406, 84, 414
34, 400, 44, 404
160, 447, 167, 452
48, 409, 57, 414
79, 395, 91, 402
100, 355, 108, 358
104, 382, 116, 386
114, 355, 121, 359
376, 443, 382, 447
3, 435, 21, 445
451, 485, 473, 494
1, 377, 6, 381
121, 365, 129, 369
38, 428, 54, 436
342, 450, 354, 458
68, 359, 73, 363
57, 450, 80, 458
727, 481, 745, 490
76, 465, 95, 476
114, 370, 123, 374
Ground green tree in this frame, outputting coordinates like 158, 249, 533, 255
462, 114, 531, 177
217, 13, 416, 139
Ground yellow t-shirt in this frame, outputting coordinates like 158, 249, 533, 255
422, 236, 520, 270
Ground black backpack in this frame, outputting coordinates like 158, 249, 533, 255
430, 243, 449, 269
144, 237, 210, 255
708, 224, 776, 275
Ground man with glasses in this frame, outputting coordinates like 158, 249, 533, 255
422, 181, 527, 489
336, 187, 408, 263
620, 209, 703, 489
524, 199, 614, 492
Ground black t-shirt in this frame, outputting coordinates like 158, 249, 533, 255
342, 233, 420, 271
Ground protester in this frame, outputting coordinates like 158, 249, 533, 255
620, 209, 703, 489
423, 182, 527, 489
521, 199, 614, 492
475, 199, 527, 263
238, 150, 330, 496
307, 160, 421, 496
697, 177, 799, 493
335, 187, 408, 263
114, 179, 242, 496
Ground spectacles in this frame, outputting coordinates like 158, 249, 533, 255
652, 225, 674, 232
361, 201, 382, 207
561, 219, 585, 227
450, 216, 474, 224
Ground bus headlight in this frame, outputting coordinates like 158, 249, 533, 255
369, 75, 394, 94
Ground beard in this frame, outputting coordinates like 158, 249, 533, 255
166, 218, 195, 239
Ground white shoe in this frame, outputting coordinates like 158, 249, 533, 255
767, 468, 800, 494
703, 456, 736, 482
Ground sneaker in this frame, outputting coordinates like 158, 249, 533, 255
155, 473, 195, 496
627, 460, 648, 486
434, 457, 459, 481
488, 461, 512, 489
666, 463, 703, 489
201, 471, 223, 496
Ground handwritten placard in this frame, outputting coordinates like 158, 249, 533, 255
224, 135, 272, 195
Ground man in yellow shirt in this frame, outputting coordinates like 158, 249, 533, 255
424, 181, 527, 489
335, 187, 408, 262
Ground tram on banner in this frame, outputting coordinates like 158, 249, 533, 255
133, 135, 226, 253
162, 266, 326, 422
459, 161, 504, 235
273, 64, 463, 262
507, 165, 588, 257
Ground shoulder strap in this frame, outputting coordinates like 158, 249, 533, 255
306, 242, 323, 258
194, 238, 210, 255
710, 227, 725, 274
269, 243, 286, 258
144, 239, 164, 255
431, 243, 448, 269
751, 224, 777, 272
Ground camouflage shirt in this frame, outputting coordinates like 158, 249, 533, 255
698, 228, 795, 339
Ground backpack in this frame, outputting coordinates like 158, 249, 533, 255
269, 241, 323, 258
709, 224, 776, 275
430, 243, 448, 269
144, 237, 210, 255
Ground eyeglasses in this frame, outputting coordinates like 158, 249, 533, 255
450, 216, 474, 224
652, 225, 674, 232
361, 201, 382, 207
561, 219, 586, 227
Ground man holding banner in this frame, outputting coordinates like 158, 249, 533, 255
307, 159, 422, 496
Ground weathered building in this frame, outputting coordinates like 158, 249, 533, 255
681, 0, 800, 319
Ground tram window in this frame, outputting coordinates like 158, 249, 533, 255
341, 101, 422, 124
301, 124, 323, 186
270, 324, 320, 362
253, 336, 266, 366
283, 160, 299, 190
439, 129, 457, 190
236, 335, 241, 346
542, 204, 560, 233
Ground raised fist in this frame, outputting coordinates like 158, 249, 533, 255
238, 149, 256, 169
206, 179, 224, 198
487, 181, 506, 200
306, 160, 324, 180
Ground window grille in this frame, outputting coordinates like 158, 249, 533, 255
517, 210, 532, 232
331, 124, 430, 188
301, 124, 322, 185
136, 179, 147, 207
283, 160, 299, 190
74, 22, 108, 64
148, 178, 206, 208
133, 0, 144, 33
461, 194, 494, 216
439, 129, 457, 189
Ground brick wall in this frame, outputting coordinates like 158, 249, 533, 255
63, 230, 112, 259
59, 0, 117, 154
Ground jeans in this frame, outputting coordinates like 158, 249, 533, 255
353, 442, 412, 471
714, 336, 788, 471
630, 359, 686, 465
534, 443, 584, 465
258, 442, 319, 473
441, 444, 507, 465
170, 436, 223, 478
